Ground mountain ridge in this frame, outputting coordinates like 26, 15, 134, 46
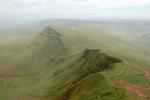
0, 26, 141, 100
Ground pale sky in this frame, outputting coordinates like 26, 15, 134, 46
0, 0, 150, 22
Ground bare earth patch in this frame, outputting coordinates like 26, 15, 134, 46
116, 81, 150, 99
124, 60, 150, 80
143, 71, 150, 80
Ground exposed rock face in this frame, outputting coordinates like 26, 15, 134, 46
81, 49, 99, 59
37, 27, 68, 53
32, 27, 68, 57
79, 49, 122, 73
40, 27, 61, 38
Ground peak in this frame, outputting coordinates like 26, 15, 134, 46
81, 49, 100, 58
78, 49, 122, 72
40, 27, 61, 37
84, 49, 100, 53
32, 26, 68, 57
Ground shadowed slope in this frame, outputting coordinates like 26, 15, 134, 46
17, 27, 69, 75
49, 49, 130, 100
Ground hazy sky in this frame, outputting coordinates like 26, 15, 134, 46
0, 0, 150, 22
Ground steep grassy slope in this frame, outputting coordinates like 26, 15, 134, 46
51, 21, 150, 99
49, 49, 134, 100
0, 27, 69, 99
66, 73, 137, 100
0, 20, 150, 99
0, 26, 137, 100
16, 27, 69, 75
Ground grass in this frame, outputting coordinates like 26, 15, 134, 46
123, 67, 150, 86
68, 73, 137, 100
0, 21, 150, 99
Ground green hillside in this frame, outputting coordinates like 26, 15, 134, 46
0, 20, 150, 100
